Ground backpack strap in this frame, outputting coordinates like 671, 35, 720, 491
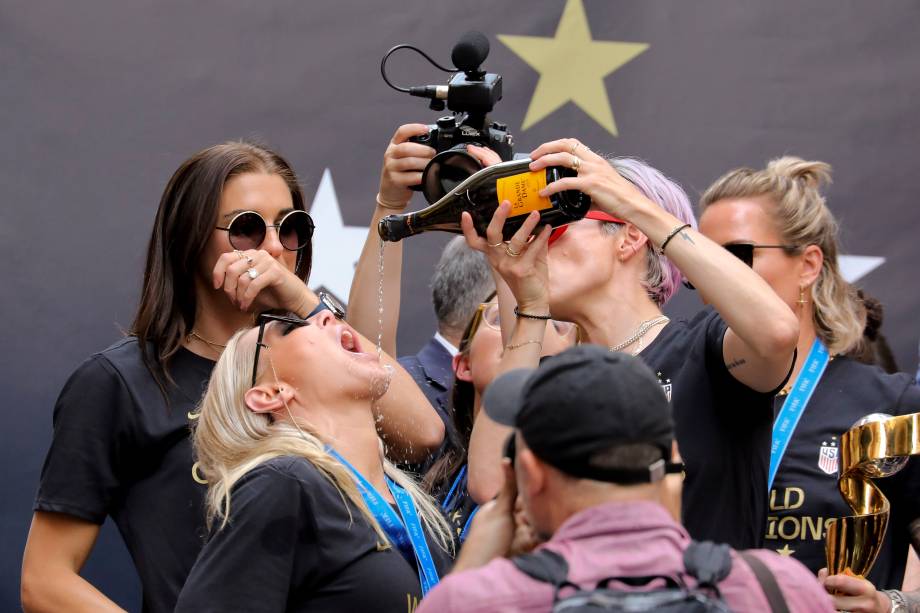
739, 552, 790, 613
512, 548, 570, 587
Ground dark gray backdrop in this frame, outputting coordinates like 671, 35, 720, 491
3, 1, 919, 609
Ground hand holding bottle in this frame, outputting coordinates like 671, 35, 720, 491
461, 202, 552, 313
377, 124, 436, 210
529, 138, 652, 221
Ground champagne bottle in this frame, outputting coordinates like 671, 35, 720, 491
378, 159, 590, 242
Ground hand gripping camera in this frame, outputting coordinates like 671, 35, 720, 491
381, 31, 515, 203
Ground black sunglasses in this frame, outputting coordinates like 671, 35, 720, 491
250, 295, 347, 387
252, 314, 310, 387
217, 209, 314, 252
683, 243, 800, 290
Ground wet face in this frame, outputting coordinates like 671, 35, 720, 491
199, 172, 298, 285
252, 310, 388, 402
546, 219, 618, 318
698, 197, 805, 310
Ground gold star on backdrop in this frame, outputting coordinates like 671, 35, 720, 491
776, 544, 795, 557
498, 0, 649, 136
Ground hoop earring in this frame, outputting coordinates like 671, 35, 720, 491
797, 286, 809, 307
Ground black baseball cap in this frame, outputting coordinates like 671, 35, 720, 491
483, 344, 675, 484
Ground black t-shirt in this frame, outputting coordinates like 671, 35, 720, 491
640, 307, 776, 549
34, 337, 213, 613
767, 356, 920, 587
175, 456, 454, 613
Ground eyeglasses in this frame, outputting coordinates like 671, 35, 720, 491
251, 296, 346, 387
466, 302, 575, 343
216, 209, 314, 252
548, 210, 626, 246
683, 242, 800, 290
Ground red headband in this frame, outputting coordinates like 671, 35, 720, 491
548, 211, 626, 246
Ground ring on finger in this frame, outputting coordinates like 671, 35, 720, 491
247, 267, 260, 280
488, 241, 503, 248
572, 156, 581, 172
570, 142, 581, 155
505, 244, 522, 257
235, 250, 246, 261
245, 255, 254, 267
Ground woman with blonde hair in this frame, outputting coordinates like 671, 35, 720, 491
175, 309, 454, 612
698, 156, 920, 611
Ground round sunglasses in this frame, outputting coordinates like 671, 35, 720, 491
216, 209, 314, 252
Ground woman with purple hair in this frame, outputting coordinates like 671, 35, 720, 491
461, 140, 798, 550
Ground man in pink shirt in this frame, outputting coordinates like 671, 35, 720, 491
418, 345, 834, 613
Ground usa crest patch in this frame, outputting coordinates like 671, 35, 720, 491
818, 437, 839, 475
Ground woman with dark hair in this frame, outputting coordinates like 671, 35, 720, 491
424, 293, 574, 541
21, 142, 444, 613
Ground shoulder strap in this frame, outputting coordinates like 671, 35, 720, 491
512, 548, 570, 587
739, 552, 790, 613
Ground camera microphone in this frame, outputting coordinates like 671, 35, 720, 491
406, 32, 490, 99
408, 85, 448, 100
451, 31, 490, 75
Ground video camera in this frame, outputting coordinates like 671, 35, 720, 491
381, 31, 515, 203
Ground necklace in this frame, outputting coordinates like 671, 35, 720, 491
608, 316, 670, 355
188, 331, 227, 350
776, 353, 834, 397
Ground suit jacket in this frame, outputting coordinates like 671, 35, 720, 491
398, 337, 454, 430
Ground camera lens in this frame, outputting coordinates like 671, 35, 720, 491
421, 144, 483, 203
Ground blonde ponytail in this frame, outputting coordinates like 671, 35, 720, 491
700, 156, 865, 355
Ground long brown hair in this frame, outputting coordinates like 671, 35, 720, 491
422, 293, 495, 494
130, 142, 312, 396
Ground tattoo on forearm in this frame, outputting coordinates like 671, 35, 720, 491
679, 230, 695, 245
726, 358, 747, 371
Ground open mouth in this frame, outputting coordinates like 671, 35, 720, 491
338, 326, 365, 355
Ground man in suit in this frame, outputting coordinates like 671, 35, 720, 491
399, 236, 494, 430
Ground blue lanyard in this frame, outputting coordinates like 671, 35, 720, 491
442, 465, 467, 511
461, 505, 480, 541
768, 339, 830, 491
327, 448, 440, 595
442, 465, 480, 543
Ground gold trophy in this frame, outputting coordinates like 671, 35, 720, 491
825, 412, 920, 577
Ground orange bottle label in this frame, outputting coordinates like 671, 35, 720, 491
496, 171, 551, 217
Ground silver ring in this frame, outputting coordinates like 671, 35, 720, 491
247, 267, 259, 280
245, 255, 254, 267
572, 156, 581, 172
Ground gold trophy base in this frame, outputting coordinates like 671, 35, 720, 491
825, 512, 888, 578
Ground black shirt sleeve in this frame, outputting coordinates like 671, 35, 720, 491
175, 463, 316, 613
701, 309, 773, 425
34, 355, 135, 523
